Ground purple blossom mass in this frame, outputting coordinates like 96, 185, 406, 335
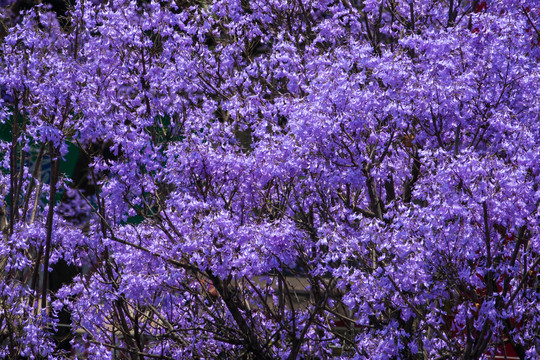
0, 0, 539, 358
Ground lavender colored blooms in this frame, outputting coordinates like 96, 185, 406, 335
0, 0, 539, 359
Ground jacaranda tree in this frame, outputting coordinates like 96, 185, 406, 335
0, 0, 539, 358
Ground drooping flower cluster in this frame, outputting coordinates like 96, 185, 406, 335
1, 0, 539, 358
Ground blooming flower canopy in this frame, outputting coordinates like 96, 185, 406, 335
0, 0, 539, 358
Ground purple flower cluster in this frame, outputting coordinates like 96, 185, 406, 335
1, 0, 539, 358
